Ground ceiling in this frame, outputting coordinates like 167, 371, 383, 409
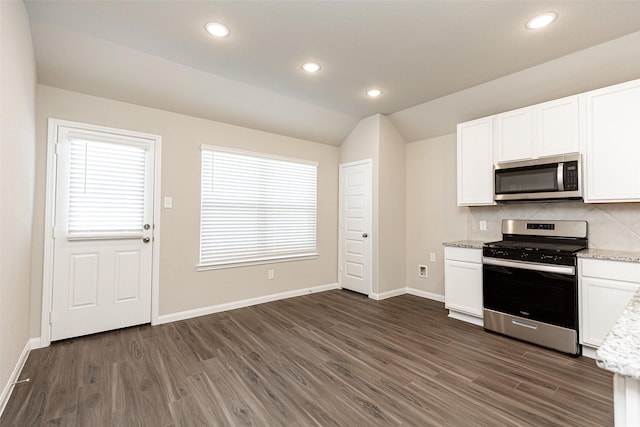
24, 1, 640, 146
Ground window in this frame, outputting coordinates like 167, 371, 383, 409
67, 134, 148, 239
199, 146, 318, 269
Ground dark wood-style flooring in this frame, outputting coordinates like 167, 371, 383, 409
1, 290, 613, 426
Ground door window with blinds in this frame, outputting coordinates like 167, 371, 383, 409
199, 146, 318, 269
64, 131, 149, 240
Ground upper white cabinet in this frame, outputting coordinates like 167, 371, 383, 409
495, 95, 581, 163
536, 96, 582, 158
584, 79, 640, 202
457, 117, 495, 206
495, 107, 534, 162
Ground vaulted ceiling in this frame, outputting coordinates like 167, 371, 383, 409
25, 1, 640, 145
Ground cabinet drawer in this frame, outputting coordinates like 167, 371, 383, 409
444, 247, 482, 263
580, 259, 640, 283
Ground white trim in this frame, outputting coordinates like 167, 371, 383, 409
582, 345, 598, 360
0, 340, 31, 417
41, 118, 162, 343
369, 288, 407, 300
448, 310, 484, 327
369, 288, 446, 302
157, 283, 340, 324
28, 337, 43, 350
406, 288, 445, 302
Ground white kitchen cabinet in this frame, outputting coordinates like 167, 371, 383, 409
584, 79, 640, 202
444, 247, 483, 326
536, 95, 581, 158
495, 96, 581, 164
494, 107, 534, 163
579, 258, 640, 351
456, 117, 494, 206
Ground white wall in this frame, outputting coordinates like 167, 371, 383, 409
31, 85, 339, 334
405, 134, 467, 296
0, 0, 37, 402
378, 115, 406, 293
339, 114, 407, 296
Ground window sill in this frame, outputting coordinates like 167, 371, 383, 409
196, 253, 319, 271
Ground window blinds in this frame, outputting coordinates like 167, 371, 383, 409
200, 147, 318, 267
68, 138, 147, 238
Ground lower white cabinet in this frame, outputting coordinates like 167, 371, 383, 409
444, 247, 483, 326
580, 258, 640, 350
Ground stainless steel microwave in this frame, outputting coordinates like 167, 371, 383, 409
494, 154, 582, 202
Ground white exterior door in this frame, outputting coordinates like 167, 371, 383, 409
339, 161, 372, 295
50, 124, 156, 341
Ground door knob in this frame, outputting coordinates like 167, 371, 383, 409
143, 224, 151, 230
362, 233, 368, 238
142, 237, 151, 243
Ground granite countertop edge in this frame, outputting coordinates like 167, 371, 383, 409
596, 290, 640, 380
442, 240, 486, 249
577, 248, 640, 263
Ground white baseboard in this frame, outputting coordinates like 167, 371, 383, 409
370, 287, 445, 302
0, 339, 32, 417
582, 345, 597, 360
370, 288, 407, 300
406, 288, 445, 303
28, 337, 43, 350
448, 310, 484, 327
156, 282, 340, 325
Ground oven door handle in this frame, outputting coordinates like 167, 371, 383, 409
482, 257, 575, 275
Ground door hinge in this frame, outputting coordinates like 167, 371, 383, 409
52, 226, 57, 239
49, 311, 53, 325
54, 143, 60, 156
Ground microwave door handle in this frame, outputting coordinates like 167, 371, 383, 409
557, 162, 564, 191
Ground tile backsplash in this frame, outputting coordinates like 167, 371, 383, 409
468, 202, 640, 251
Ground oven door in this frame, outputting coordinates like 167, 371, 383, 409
482, 258, 577, 329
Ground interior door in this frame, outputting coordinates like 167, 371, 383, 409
50, 125, 155, 341
339, 161, 372, 295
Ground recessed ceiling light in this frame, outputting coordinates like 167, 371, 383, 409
366, 89, 382, 98
302, 62, 321, 73
205, 22, 230, 38
526, 12, 557, 30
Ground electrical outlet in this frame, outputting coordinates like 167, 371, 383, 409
418, 265, 428, 278
479, 220, 487, 231
429, 252, 436, 262
268, 269, 274, 280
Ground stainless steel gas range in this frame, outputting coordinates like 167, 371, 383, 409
482, 219, 587, 356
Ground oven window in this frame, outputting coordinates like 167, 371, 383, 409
495, 165, 558, 194
483, 265, 577, 329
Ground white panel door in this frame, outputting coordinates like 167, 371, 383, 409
51, 125, 155, 341
339, 161, 372, 295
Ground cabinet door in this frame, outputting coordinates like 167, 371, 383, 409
495, 107, 534, 163
585, 79, 640, 202
580, 277, 638, 347
457, 118, 494, 206
536, 95, 581, 158
444, 259, 483, 317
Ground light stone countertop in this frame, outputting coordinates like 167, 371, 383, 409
596, 290, 640, 380
442, 240, 486, 250
577, 248, 640, 263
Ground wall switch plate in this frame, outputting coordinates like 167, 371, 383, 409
479, 220, 487, 231
268, 269, 274, 280
429, 253, 436, 262
164, 196, 173, 209
418, 265, 428, 278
